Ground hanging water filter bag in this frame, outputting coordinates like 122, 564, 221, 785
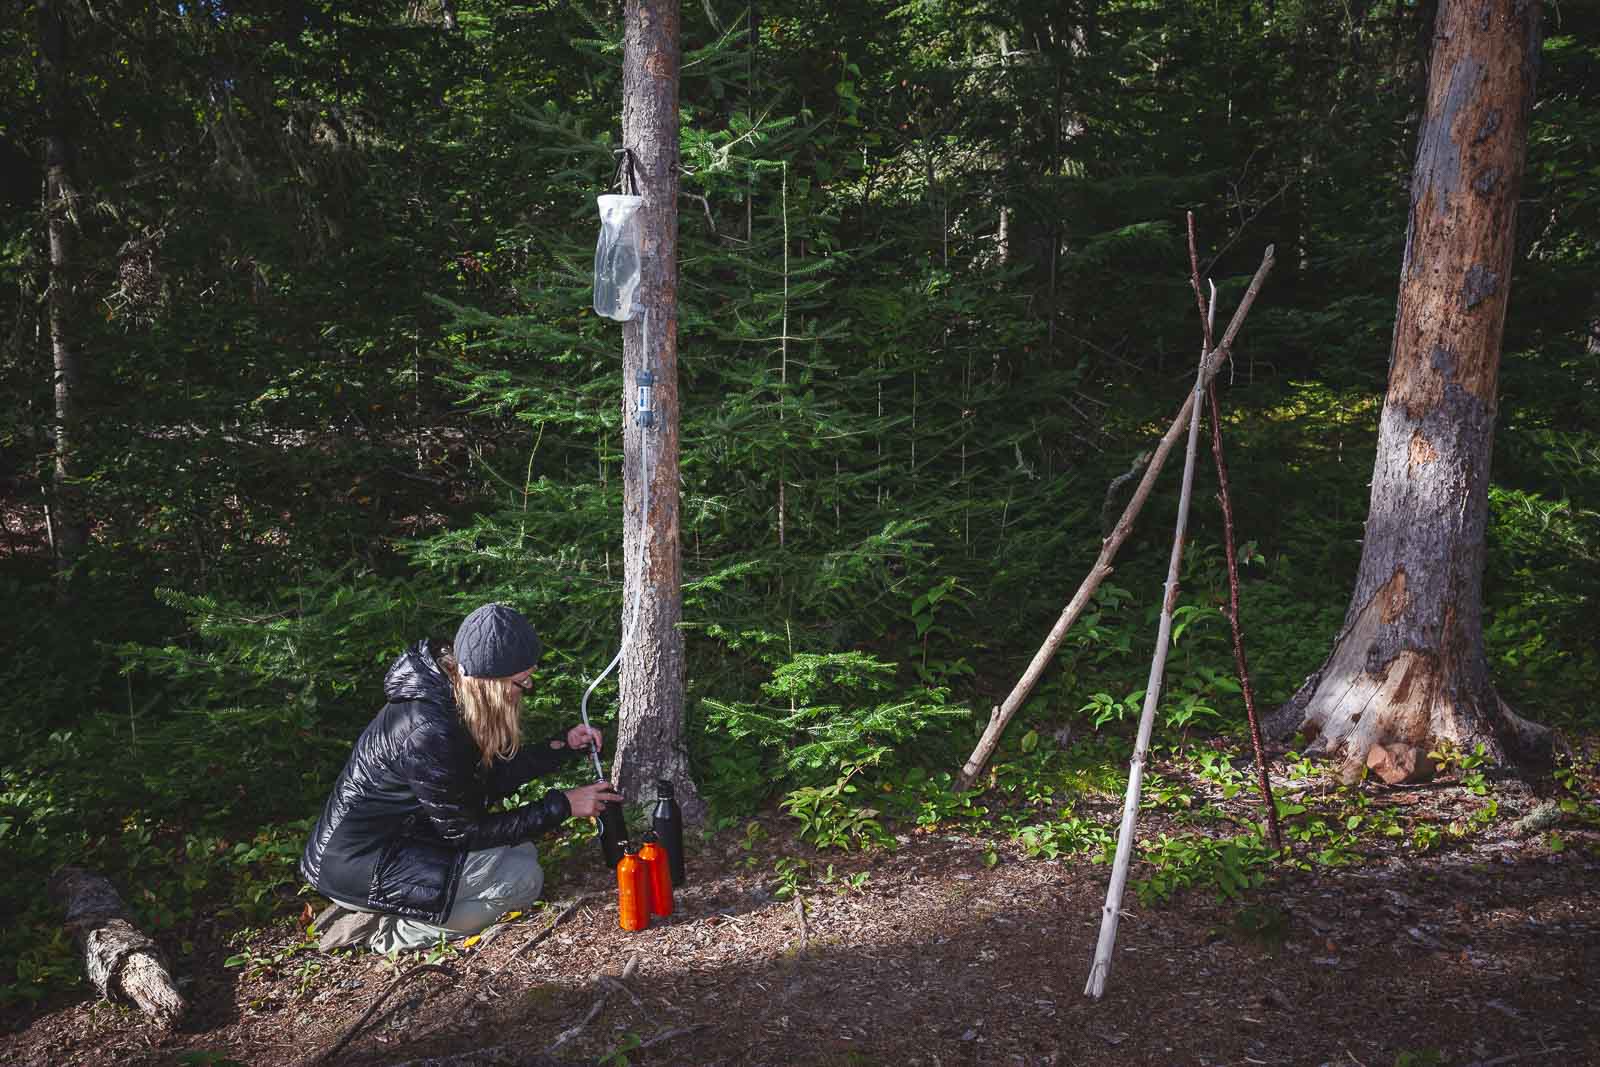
594, 194, 645, 322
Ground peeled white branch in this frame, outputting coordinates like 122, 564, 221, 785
1083, 346, 1210, 1000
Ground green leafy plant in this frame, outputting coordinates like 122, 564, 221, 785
819, 864, 870, 895
1193, 750, 1248, 800
422, 932, 459, 966
1130, 831, 1276, 905
598, 1031, 643, 1067
1427, 740, 1492, 795
1078, 688, 1146, 730
780, 759, 893, 850
907, 576, 977, 686
771, 857, 811, 901
1411, 823, 1443, 853
1012, 814, 1113, 861
1143, 772, 1195, 812
736, 820, 769, 870
224, 924, 323, 996
704, 650, 968, 783
888, 769, 989, 829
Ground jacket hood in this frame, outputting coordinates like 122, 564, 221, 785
384, 639, 456, 708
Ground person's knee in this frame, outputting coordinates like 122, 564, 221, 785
499, 843, 544, 907
461, 843, 544, 909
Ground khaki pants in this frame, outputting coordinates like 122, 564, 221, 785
367, 842, 544, 954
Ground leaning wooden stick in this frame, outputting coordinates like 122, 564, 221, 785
1186, 214, 1282, 851
954, 244, 1276, 793
1084, 303, 1214, 1000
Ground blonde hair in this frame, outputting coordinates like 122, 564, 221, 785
438, 645, 523, 768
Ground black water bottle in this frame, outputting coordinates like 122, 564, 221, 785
594, 773, 628, 870
650, 779, 686, 886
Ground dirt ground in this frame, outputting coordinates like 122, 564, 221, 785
4, 774, 1598, 1067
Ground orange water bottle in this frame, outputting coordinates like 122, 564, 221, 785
616, 843, 651, 931
638, 832, 674, 918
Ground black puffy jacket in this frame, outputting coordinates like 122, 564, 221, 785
299, 639, 579, 922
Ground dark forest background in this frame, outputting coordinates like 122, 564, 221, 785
2, 0, 1596, 1006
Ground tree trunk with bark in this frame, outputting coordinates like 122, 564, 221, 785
1267, 0, 1549, 781
39, 0, 87, 575
613, 0, 705, 821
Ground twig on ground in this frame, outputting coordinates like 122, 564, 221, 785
384, 466, 451, 487
543, 956, 639, 1058
1464, 1049, 1567, 1067
544, 995, 608, 1057
312, 962, 452, 1064
599, 973, 643, 1008
384, 1042, 570, 1067
637, 1023, 712, 1051
482, 896, 586, 984
794, 896, 810, 959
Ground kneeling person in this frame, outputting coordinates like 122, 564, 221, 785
299, 603, 620, 953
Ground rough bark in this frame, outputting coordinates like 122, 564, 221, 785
614, 0, 705, 822
50, 866, 185, 1025
1267, 0, 1549, 780
39, 0, 87, 574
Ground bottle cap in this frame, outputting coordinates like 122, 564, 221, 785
656, 779, 674, 799
641, 830, 659, 843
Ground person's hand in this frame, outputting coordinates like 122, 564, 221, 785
564, 780, 623, 819
566, 724, 603, 753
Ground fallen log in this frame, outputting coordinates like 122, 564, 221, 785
49, 865, 185, 1025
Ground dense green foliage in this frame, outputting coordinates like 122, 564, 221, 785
2, 0, 1598, 1008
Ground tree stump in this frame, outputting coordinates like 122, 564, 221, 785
49, 865, 185, 1025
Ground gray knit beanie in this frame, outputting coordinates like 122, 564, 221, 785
453, 604, 542, 679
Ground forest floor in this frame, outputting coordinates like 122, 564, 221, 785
4, 758, 1598, 1067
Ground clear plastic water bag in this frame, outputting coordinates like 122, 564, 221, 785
593, 194, 644, 322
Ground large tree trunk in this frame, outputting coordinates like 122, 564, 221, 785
1268, 0, 1548, 781
40, 0, 87, 575
613, 0, 705, 821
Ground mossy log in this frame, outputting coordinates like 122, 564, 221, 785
49, 865, 185, 1025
